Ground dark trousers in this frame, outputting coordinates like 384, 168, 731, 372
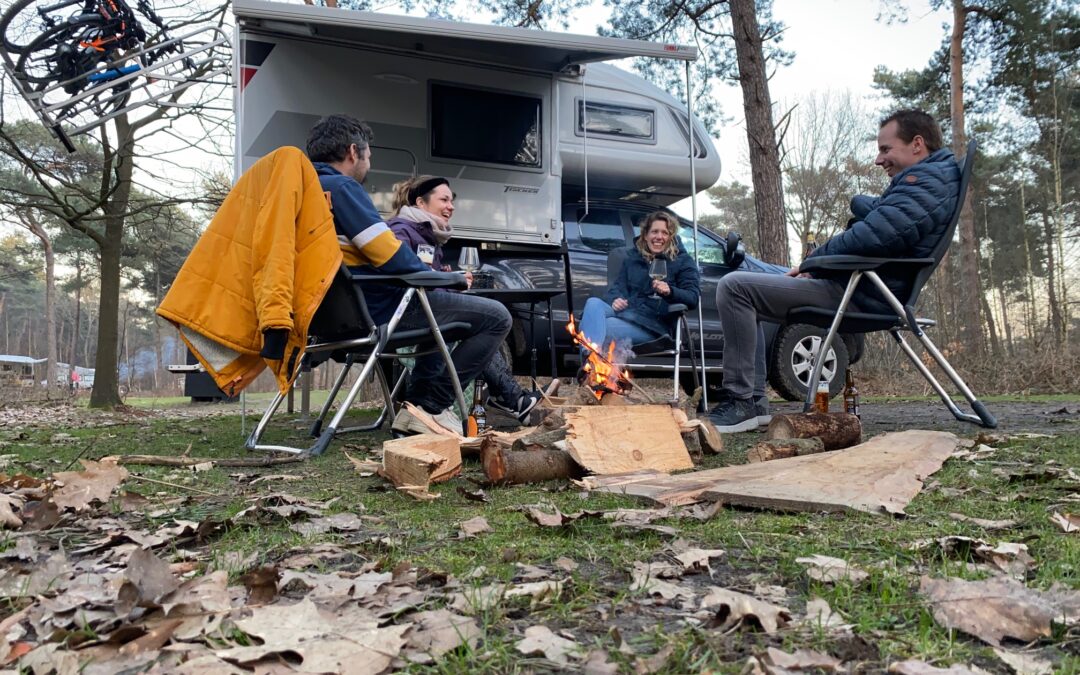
397, 291, 512, 414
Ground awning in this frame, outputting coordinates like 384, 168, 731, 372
0, 355, 47, 365
233, 0, 696, 72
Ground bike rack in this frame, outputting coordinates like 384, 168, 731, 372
0, 25, 230, 152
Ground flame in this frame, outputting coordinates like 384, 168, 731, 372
567, 317, 633, 400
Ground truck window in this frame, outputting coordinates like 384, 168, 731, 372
576, 100, 655, 141
431, 83, 542, 168
576, 209, 627, 252
677, 227, 725, 264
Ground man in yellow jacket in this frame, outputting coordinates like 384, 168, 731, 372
306, 115, 511, 436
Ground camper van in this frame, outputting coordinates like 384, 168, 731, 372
233, 0, 858, 400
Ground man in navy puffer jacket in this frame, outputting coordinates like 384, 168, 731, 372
709, 109, 960, 432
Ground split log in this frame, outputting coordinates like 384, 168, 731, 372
746, 438, 826, 463
766, 412, 861, 450
696, 420, 724, 454
510, 427, 568, 453
564, 405, 693, 474
682, 431, 702, 457
481, 445, 583, 485
382, 434, 461, 488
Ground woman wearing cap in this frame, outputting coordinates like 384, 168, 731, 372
383, 175, 543, 424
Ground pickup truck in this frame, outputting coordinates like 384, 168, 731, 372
445, 198, 863, 402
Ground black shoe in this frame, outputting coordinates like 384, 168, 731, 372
489, 391, 541, 424
708, 396, 759, 433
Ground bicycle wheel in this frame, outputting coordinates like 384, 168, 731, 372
0, 0, 81, 54
14, 19, 104, 84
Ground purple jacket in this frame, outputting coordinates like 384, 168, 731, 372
387, 216, 445, 271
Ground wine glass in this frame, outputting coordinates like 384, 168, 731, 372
458, 247, 480, 273
648, 258, 667, 299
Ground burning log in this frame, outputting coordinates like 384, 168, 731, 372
766, 412, 862, 450
746, 438, 826, 463
482, 445, 583, 485
566, 316, 635, 401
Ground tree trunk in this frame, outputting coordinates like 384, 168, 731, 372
22, 214, 58, 395
1041, 210, 1064, 345
949, 0, 984, 356
89, 118, 135, 409
72, 251, 82, 377
729, 0, 788, 266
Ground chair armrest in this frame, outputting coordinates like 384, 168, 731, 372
349, 270, 469, 290
800, 255, 936, 273
664, 303, 688, 315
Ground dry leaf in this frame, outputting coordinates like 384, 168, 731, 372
919, 576, 1056, 646
240, 566, 280, 605
948, 513, 1017, 531
635, 644, 674, 674
344, 451, 381, 476
523, 506, 601, 527
700, 587, 791, 633
456, 486, 490, 503
459, 516, 491, 538
673, 548, 725, 575
555, 557, 579, 572
582, 649, 619, 675
505, 580, 564, 606
993, 648, 1054, 675
912, 536, 1035, 577
290, 512, 367, 536
796, 555, 869, 584
515, 625, 581, 666
1050, 512, 1079, 533
404, 609, 481, 664
0, 493, 23, 528
801, 597, 851, 632
51, 459, 129, 511
889, 659, 991, 674
116, 548, 179, 615
762, 646, 843, 672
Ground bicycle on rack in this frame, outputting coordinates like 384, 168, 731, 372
0, 0, 186, 112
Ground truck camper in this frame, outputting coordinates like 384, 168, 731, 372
232, 0, 858, 401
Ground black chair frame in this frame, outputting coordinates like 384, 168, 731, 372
245, 266, 474, 456
792, 140, 996, 428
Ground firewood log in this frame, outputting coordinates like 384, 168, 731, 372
510, 427, 568, 453
481, 445, 583, 485
746, 437, 826, 463
765, 412, 861, 450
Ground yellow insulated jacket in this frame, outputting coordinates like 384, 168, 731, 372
157, 146, 342, 395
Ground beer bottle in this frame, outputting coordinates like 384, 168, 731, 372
814, 379, 830, 414
844, 370, 860, 418
466, 379, 488, 436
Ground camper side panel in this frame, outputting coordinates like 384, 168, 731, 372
236, 31, 560, 245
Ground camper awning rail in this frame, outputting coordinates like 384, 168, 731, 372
233, 0, 697, 71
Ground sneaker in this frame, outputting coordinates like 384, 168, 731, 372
754, 395, 772, 426
489, 391, 541, 424
391, 405, 462, 437
707, 396, 759, 433
432, 407, 464, 435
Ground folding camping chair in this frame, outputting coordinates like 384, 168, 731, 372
603, 247, 699, 402
791, 140, 997, 428
245, 266, 474, 457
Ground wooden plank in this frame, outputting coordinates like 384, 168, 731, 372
382, 434, 462, 487
564, 405, 694, 475
587, 430, 958, 514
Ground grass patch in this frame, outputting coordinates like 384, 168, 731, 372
3, 405, 1079, 671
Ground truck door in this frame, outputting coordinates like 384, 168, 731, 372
675, 226, 727, 359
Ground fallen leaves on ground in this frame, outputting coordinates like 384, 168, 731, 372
947, 512, 1018, 530
919, 575, 1080, 646
51, 459, 129, 511
515, 625, 582, 666
458, 515, 491, 538
700, 587, 792, 634
1050, 511, 1078, 533
795, 554, 869, 584
888, 659, 992, 674
911, 536, 1035, 577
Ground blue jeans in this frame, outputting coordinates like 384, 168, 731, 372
578, 297, 662, 358
398, 291, 512, 414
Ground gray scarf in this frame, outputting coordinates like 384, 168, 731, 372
397, 205, 454, 245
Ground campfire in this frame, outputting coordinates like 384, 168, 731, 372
566, 316, 633, 400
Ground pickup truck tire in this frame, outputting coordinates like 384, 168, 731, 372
768, 323, 849, 402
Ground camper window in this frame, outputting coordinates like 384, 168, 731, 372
430, 83, 542, 168
576, 100, 655, 141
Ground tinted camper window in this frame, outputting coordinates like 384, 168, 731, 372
577, 100, 654, 141
431, 83, 542, 168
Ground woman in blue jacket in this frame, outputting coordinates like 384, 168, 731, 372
578, 211, 700, 363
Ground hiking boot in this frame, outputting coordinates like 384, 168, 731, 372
488, 391, 541, 424
754, 395, 772, 426
707, 396, 758, 433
